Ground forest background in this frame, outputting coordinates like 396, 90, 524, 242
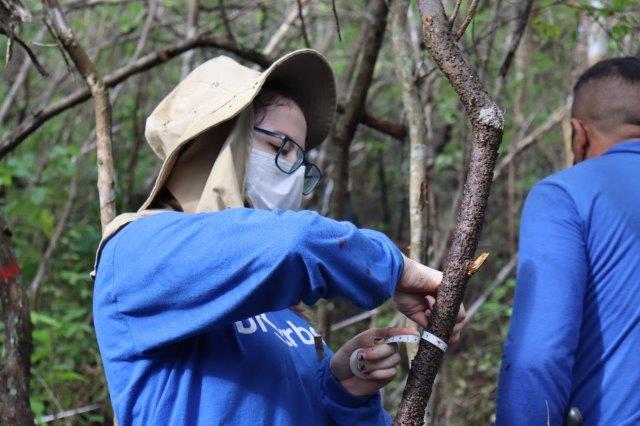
1, 0, 639, 424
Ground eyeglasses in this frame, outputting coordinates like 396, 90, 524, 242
253, 127, 322, 195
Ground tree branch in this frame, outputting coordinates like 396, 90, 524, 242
0, 31, 270, 159
454, 0, 480, 41
395, 0, 505, 422
493, 0, 534, 102
391, 0, 429, 264
328, 0, 389, 219
0, 27, 403, 161
43, 0, 116, 229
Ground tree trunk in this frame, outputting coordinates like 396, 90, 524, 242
0, 216, 34, 426
394, 1, 504, 423
391, 0, 429, 264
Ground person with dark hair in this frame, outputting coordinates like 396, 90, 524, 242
496, 57, 640, 425
91, 49, 465, 425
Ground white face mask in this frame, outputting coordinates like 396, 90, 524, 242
245, 149, 305, 211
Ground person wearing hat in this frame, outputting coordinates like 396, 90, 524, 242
92, 49, 464, 425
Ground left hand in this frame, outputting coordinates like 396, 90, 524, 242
330, 327, 417, 396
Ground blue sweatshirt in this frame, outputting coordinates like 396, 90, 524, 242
93, 208, 404, 425
496, 140, 640, 425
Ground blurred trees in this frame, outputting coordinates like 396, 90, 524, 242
1, 0, 639, 424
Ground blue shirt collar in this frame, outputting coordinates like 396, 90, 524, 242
604, 139, 640, 155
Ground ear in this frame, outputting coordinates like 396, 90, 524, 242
570, 118, 589, 163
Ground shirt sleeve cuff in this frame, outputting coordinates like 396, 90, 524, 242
319, 356, 380, 408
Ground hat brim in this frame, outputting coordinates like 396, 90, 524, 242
260, 49, 337, 150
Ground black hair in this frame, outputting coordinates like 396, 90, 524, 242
574, 57, 640, 94
252, 82, 301, 126
571, 57, 640, 132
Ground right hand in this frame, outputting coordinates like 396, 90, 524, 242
393, 254, 442, 328
394, 254, 466, 343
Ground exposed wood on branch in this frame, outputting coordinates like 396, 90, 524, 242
464, 255, 516, 324
395, 0, 505, 422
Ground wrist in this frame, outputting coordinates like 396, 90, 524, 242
321, 357, 377, 407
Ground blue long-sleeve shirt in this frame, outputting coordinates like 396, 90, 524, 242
93, 208, 403, 425
497, 140, 640, 425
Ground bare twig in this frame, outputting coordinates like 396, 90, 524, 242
331, 0, 342, 42
296, 0, 310, 48
448, 0, 463, 27
39, 402, 102, 423
355, 107, 406, 141
3, 31, 49, 76
454, 0, 480, 41
218, 0, 236, 43
493, 0, 535, 102
180, 0, 199, 78
263, 0, 308, 56
111, 0, 158, 101
330, 309, 379, 332
0, 37, 34, 124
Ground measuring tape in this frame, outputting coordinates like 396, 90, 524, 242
386, 331, 448, 352
349, 332, 448, 379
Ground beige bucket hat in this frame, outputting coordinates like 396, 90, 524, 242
94, 48, 336, 251
139, 48, 336, 213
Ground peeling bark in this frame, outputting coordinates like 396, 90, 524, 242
0, 215, 34, 426
394, 1, 505, 423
